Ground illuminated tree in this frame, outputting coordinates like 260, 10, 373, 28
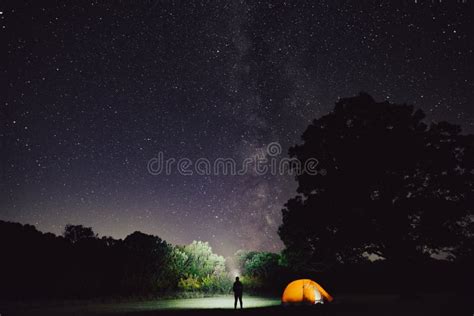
235, 251, 281, 279
181, 241, 226, 277
176, 241, 230, 293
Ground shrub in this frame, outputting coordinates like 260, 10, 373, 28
178, 275, 201, 291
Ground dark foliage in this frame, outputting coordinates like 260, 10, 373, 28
0, 221, 194, 299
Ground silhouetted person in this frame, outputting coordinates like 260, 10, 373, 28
233, 276, 243, 309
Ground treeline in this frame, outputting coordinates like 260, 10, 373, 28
0, 221, 231, 299
1, 220, 472, 300
233, 250, 474, 296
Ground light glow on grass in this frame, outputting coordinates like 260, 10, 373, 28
96, 296, 280, 312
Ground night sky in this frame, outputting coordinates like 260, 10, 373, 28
2, 1, 473, 257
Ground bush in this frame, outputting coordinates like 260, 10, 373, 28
178, 275, 201, 292
178, 274, 232, 294
203, 274, 233, 293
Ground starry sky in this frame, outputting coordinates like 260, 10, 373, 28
1, 0, 473, 257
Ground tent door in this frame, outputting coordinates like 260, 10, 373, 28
314, 287, 323, 304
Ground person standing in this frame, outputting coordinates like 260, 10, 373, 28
233, 276, 243, 309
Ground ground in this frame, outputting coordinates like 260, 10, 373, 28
1, 294, 472, 316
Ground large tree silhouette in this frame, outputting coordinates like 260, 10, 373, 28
279, 93, 473, 271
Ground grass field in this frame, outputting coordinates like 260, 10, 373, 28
1, 295, 279, 315
1, 293, 472, 316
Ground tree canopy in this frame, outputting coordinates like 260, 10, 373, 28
180, 241, 226, 278
63, 224, 97, 243
279, 93, 474, 270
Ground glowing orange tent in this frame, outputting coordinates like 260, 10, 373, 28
282, 279, 333, 304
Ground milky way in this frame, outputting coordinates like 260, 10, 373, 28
1, 1, 473, 256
